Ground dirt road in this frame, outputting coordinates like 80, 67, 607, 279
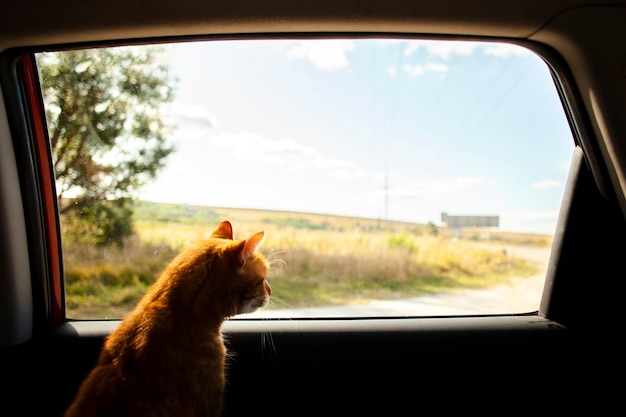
243, 245, 551, 318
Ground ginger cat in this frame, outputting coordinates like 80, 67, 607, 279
64, 220, 272, 417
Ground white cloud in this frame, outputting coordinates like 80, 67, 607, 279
206, 132, 364, 178
403, 62, 449, 77
404, 40, 479, 60
483, 43, 530, 58
403, 64, 425, 77
426, 62, 449, 73
169, 102, 218, 129
404, 40, 529, 60
286, 40, 356, 71
557, 160, 571, 171
531, 180, 562, 190
396, 40, 531, 80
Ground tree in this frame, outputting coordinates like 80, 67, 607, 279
37, 46, 176, 246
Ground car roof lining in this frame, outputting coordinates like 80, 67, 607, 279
3, 1, 625, 50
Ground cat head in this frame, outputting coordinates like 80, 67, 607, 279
209, 220, 272, 316
166, 220, 272, 319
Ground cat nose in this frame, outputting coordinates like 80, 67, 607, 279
265, 281, 272, 296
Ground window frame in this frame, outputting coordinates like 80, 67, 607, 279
1, 33, 606, 329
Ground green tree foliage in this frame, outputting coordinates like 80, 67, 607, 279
37, 46, 176, 246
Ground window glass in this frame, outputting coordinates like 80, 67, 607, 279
36, 38, 573, 320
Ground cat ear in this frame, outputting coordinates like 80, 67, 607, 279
237, 231, 265, 265
211, 220, 233, 240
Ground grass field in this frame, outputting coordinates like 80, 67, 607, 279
63, 201, 548, 319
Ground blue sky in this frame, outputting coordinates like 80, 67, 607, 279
139, 39, 574, 234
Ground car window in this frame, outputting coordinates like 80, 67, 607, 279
35, 38, 574, 320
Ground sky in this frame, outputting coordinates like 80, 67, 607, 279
138, 38, 574, 234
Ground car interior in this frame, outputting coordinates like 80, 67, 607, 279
1, 1, 625, 415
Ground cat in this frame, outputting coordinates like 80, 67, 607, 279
64, 220, 272, 417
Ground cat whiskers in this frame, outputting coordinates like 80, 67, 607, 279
254, 300, 280, 359
257, 296, 291, 359
259, 249, 288, 358
260, 329, 277, 359
265, 296, 293, 310
266, 249, 287, 276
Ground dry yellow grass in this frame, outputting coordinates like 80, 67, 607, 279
64, 202, 542, 318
